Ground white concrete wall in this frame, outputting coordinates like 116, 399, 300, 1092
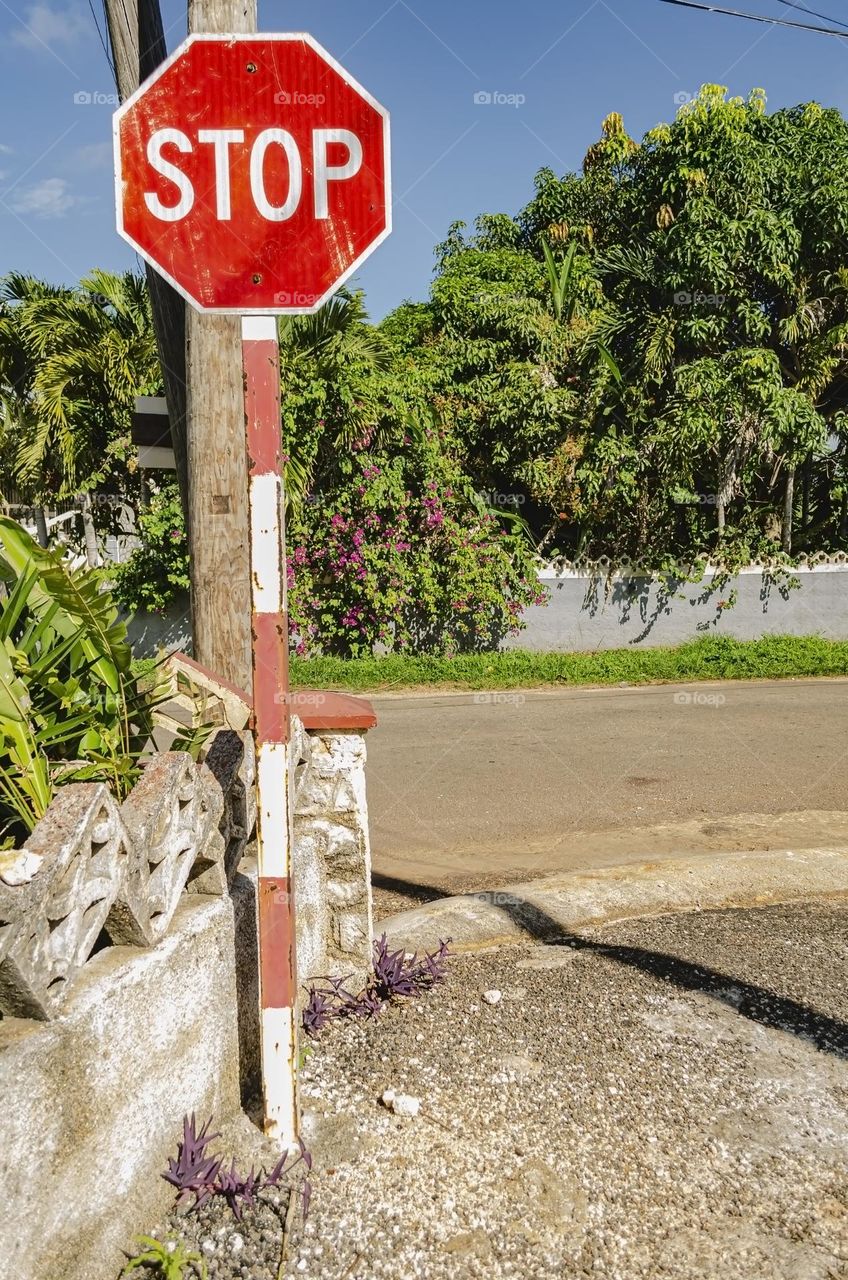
0, 895, 242, 1280
0, 718, 375, 1280
505, 562, 848, 651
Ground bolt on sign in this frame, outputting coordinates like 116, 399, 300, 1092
113, 34, 390, 1146
113, 33, 391, 312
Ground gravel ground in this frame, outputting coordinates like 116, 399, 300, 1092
124, 902, 848, 1280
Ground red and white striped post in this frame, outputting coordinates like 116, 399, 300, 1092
242, 314, 297, 1144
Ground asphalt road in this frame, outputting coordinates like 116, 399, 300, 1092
365, 678, 848, 912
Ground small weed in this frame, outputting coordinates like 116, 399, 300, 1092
122, 1235, 206, 1280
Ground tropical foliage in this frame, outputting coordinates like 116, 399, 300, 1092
0, 518, 166, 842
8, 86, 848, 658
278, 291, 545, 655
0, 270, 158, 561
113, 482, 189, 614
393, 87, 848, 566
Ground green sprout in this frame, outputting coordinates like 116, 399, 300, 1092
122, 1235, 207, 1280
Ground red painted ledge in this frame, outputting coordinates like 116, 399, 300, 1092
166, 653, 377, 732
290, 689, 378, 732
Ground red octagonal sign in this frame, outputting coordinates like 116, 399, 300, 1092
114, 34, 391, 313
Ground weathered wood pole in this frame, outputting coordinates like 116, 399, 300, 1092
184, 0, 257, 691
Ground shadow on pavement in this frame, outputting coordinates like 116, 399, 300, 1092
378, 872, 848, 1060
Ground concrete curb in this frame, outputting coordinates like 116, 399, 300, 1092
376, 847, 848, 954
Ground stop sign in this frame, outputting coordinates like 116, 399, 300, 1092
113, 34, 390, 313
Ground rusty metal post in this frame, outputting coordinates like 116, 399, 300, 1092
242, 314, 297, 1144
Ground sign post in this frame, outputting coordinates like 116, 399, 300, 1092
242, 315, 296, 1141
114, 33, 390, 1143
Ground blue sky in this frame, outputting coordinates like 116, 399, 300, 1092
1, 0, 846, 319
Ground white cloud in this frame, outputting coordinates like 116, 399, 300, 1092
11, 3, 88, 53
0, 145, 12, 155
7, 177, 76, 218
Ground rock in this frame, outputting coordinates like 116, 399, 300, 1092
229, 1233, 245, 1255
482, 989, 502, 1005
200, 1239, 216, 1256
381, 1088, 420, 1116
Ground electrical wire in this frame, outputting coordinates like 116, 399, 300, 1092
659, 0, 848, 37
776, 0, 848, 32
86, 0, 116, 78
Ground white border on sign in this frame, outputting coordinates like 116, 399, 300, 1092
113, 32, 392, 315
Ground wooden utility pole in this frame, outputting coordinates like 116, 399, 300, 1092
103, 0, 189, 511
184, 0, 256, 691
106, 0, 256, 689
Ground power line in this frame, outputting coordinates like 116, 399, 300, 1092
659, 0, 848, 37
86, 0, 116, 77
776, 0, 848, 32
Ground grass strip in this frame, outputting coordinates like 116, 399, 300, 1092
288, 635, 848, 692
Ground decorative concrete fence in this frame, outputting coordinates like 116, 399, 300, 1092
505, 555, 848, 651
0, 665, 376, 1280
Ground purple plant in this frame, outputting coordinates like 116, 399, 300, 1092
372, 935, 452, 999
216, 1159, 260, 1221
265, 1136, 312, 1186
302, 986, 338, 1035
301, 937, 452, 1036
353, 987, 384, 1019
410, 938, 451, 988
371, 935, 420, 1000
267, 1137, 313, 1220
163, 1120, 313, 1221
162, 1114, 222, 1208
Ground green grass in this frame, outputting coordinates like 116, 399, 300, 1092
289, 635, 848, 693
130, 656, 159, 682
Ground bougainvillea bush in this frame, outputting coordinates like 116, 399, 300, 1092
113, 293, 546, 655
286, 418, 545, 658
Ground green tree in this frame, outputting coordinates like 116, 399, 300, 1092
0, 270, 158, 562
387, 87, 848, 565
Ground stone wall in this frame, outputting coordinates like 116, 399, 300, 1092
0, 708, 375, 1280
505, 557, 848, 651
293, 729, 374, 988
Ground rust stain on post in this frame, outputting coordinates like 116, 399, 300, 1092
251, 613, 289, 743
258, 875, 296, 1007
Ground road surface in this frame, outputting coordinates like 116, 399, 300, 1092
365, 678, 848, 914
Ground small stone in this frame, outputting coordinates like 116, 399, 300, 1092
201, 1239, 216, 1256
482, 989, 502, 1005
382, 1089, 420, 1116
229, 1233, 245, 1255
